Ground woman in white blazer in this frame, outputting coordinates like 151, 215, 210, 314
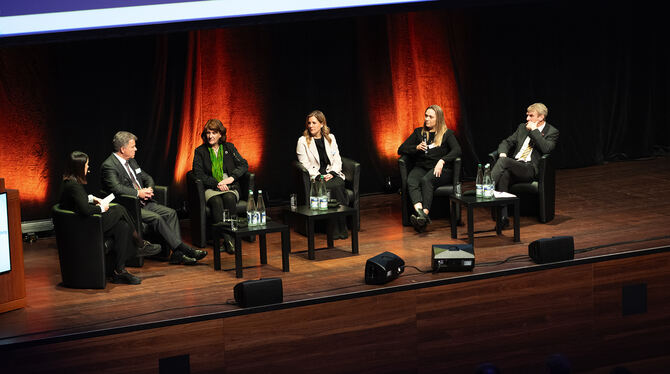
296, 110, 349, 239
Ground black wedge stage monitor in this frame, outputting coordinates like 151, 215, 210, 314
0, 0, 435, 40
0, 192, 10, 274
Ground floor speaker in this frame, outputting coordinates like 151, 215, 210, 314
234, 278, 283, 307
528, 236, 574, 264
364, 251, 404, 285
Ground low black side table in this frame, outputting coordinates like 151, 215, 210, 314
449, 191, 520, 246
212, 221, 290, 278
284, 205, 359, 260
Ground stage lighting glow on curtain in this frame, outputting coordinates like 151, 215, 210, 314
0, 0, 434, 38
173, 28, 267, 184
0, 51, 50, 205
363, 11, 460, 168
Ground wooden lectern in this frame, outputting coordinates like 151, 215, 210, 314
0, 178, 26, 313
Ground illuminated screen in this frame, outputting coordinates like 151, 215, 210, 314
0, 0, 433, 38
0, 193, 10, 274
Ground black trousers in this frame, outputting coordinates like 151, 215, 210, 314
208, 192, 238, 224
102, 205, 136, 272
491, 157, 535, 192
407, 166, 453, 211
324, 176, 348, 206
141, 202, 181, 250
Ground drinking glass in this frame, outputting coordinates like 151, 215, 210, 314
230, 215, 238, 231
290, 193, 297, 211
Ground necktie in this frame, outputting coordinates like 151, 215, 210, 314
518, 143, 533, 160
125, 162, 141, 190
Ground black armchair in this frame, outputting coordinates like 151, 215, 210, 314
111, 185, 169, 265
488, 151, 555, 223
291, 157, 361, 234
186, 170, 254, 248
52, 204, 114, 289
398, 156, 462, 226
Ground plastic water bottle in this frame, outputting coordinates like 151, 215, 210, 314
318, 175, 328, 210
310, 177, 319, 210
483, 164, 493, 199
247, 190, 257, 226
257, 190, 266, 225
475, 163, 483, 198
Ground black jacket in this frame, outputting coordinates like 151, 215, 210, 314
192, 142, 249, 191
59, 179, 129, 233
497, 122, 559, 175
398, 127, 461, 169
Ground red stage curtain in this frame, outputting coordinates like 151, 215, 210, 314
173, 28, 269, 185
360, 11, 461, 173
0, 48, 51, 207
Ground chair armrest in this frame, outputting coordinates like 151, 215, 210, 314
292, 160, 311, 205
115, 194, 143, 235
398, 155, 411, 191
154, 185, 167, 206
341, 157, 360, 209
537, 153, 553, 189
238, 172, 254, 201
452, 157, 462, 187
488, 150, 499, 164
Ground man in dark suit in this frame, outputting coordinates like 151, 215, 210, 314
101, 131, 207, 265
491, 103, 559, 225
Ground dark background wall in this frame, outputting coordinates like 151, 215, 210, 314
1, 0, 668, 221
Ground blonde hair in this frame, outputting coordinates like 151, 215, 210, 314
303, 110, 332, 145
422, 104, 448, 146
527, 103, 548, 118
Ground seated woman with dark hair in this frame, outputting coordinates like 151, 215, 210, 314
398, 104, 461, 232
58, 151, 161, 285
192, 119, 249, 254
296, 110, 349, 239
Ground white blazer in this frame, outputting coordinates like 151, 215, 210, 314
296, 134, 345, 181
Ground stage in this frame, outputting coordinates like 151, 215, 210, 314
2, 157, 670, 372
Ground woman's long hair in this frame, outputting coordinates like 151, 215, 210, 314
303, 110, 332, 146
63, 151, 89, 184
422, 104, 448, 146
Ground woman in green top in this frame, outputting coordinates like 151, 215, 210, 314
192, 119, 249, 253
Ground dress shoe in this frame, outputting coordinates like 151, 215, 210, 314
410, 214, 426, 233
169, 252, 197, 266
111, 269, 141, 285
178, 244, 208, 260
417, 209, 432, 225
190, 248, 208, 260
137, 241, 162, 257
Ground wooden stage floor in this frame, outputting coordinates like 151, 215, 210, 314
1, 157, 669, 347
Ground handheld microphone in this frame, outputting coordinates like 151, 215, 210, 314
422, 133, 428, 154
